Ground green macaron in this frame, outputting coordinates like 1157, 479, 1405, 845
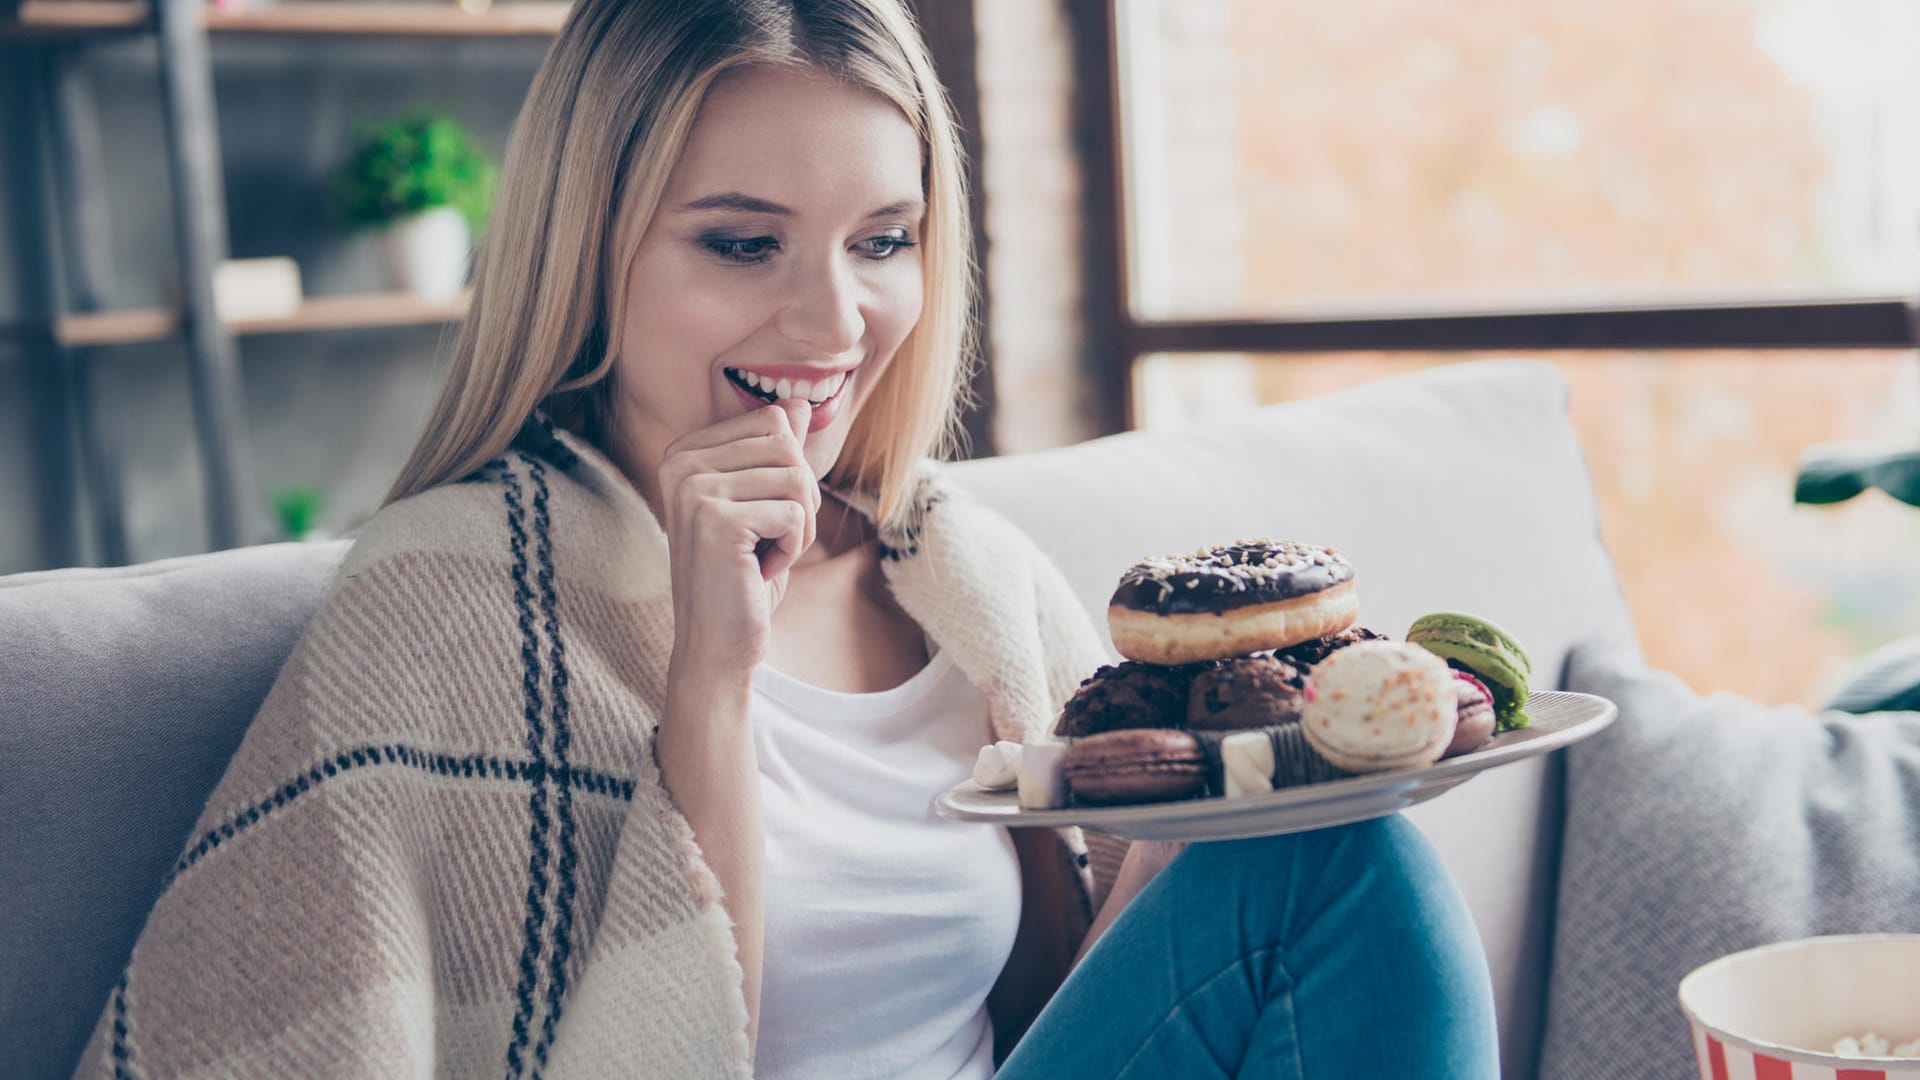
1405, 612, 1534, 731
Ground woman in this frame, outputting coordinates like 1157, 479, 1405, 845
79, 1, 1497, 1077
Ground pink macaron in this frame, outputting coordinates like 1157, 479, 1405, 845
1445, 670, 1498, 757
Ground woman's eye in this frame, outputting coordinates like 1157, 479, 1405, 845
703, 236, 779, 264
856, 231, 918, 260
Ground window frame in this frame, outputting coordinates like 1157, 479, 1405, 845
1079, 0, 1920, 429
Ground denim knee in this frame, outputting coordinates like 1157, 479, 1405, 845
1170, 814, 1433, 895
1162, 815, 1476, 954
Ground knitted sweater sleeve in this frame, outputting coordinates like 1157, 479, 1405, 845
1022, 541, 1136, 914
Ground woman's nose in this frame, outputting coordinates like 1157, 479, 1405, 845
777, 258, 865, 355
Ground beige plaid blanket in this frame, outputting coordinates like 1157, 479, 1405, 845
76, 415, 1107, 1079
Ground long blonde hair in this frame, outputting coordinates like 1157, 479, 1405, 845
382, 0, 974, 529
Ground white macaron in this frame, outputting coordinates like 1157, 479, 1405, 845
1301, 640, 1458, 773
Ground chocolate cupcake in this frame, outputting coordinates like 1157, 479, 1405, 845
1054, 661, 1207, 738
1274, 625, 1388, 669
1187, 656, 1310, 731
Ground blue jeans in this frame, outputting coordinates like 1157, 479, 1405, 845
998, 815, 1499, 1079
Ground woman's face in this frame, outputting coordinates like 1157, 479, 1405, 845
611, 64, 927, 496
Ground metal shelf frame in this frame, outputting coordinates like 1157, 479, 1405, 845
2, 0, 561, 566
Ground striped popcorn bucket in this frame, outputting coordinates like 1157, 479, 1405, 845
1678, 935, 1920, 1080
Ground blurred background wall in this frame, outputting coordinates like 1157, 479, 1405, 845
3, 0, 1918, 708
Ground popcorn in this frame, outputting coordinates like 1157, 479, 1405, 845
1832, 1033, 1920, 1058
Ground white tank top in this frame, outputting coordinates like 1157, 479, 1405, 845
749, 649, 1024, 1080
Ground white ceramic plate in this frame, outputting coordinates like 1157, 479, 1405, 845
935, 690, 1616, 841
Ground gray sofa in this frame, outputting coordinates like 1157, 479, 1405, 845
3, 361, 1646, 1077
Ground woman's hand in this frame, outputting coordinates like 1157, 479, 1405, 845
657, 400, 819, 690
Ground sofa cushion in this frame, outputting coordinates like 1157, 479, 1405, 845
950, 358, 1642, 1079
1539, 642, 1920, 1080
0, 359, 1638, 1079
0, 540, 350, 1076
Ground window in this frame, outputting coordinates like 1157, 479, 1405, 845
1117, 0, 1920, 319
1093, 1, 1920, 702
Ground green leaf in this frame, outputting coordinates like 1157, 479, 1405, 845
329, 108, 496, 232
269, 486, 326, 540
1794, 444, 1920, 507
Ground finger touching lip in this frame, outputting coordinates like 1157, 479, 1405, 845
777, 399, 813, 444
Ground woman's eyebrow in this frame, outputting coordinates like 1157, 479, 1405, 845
673, 191, 925, 219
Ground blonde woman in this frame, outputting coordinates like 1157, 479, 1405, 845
78, 1, 1497, 1077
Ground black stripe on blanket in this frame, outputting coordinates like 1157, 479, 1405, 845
875, 487, 944, 562
110, 973, 133, 1080
526, 454, 582, 1072
160, 747, 635, 884
512, 408, 583, 474
121, 752, 633, 1077
503, 458, 555, 1080
111, 448, 619, 1079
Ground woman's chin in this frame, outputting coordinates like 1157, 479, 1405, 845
802, 436, 847, 482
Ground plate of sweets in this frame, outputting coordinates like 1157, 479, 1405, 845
937, 539, 1617, 841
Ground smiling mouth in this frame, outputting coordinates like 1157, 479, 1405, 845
723, 366, 853, 406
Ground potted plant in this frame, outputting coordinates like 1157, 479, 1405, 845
331, 110, 497, 301
269, 486, 329, 543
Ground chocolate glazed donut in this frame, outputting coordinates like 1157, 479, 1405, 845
1108, 539, 1360, 665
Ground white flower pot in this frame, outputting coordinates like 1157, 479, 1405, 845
382, 205, 471, 301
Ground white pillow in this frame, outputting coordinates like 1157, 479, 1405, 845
950, 358, 1642, 1079
951, 358, 1637, 681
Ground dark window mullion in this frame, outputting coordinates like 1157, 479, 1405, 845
1127, 298, 1920, 355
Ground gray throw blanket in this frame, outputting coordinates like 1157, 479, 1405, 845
1539, 643, 1920, 1080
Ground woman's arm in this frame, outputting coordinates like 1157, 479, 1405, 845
988, 835, 1189, 1062
653, 401, 818, 1063
1072, 840, 1189, 968
987, 827, 1086, 1060
656, 666, 767, 1057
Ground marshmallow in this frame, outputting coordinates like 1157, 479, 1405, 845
972, 740, 1024, 790
1017, 739, 1070, 810
1221, 730, 1276, 798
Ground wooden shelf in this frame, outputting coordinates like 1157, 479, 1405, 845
1, 0, 147, 38
3, 1, 571, 40
4, 288, 473, 347
209, 1, 569, 36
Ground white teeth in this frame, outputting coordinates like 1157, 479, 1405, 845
729, 367, 850, 403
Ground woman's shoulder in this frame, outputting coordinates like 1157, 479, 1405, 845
880, 461, 1029, 562
340, 420, 666, 605
900, 463, 1084, 584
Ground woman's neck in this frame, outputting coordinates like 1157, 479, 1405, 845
795, 490, 873, 570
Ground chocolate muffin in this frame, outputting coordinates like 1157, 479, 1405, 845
1187, 656, 1310, 731
1054, 661, 1205, 738
1273, 625, 1388, 669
